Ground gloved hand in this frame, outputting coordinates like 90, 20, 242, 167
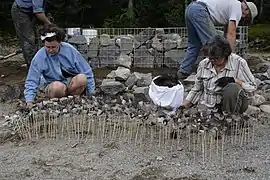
215, 77, 235, 88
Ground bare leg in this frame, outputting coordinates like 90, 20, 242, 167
67, 74, 87, 95
45, 81, 67, 98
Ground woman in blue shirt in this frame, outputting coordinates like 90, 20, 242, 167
24, 24, 95, 106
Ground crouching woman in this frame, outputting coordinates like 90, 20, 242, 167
182, 35, 256, 114
24, 24, 95, 106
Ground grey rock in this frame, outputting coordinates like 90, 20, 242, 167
133, 46, 154, 68
259, 105, 270, 114
77, 44, 88, 54
134, 72, 152, 87
99, 45, 119, 67
100, 34, 111, 46
114, 67, 131, 81
100, 79, 125, 95
125, 73, 140, 89
264, 80, 270, 85
68, 35, 87, 45
162, 33, 184, 49
134, 28, 155, 45
145, 40, 153, 49
151, 36, 163, 52
116, 53, 132, 68
149, 48, 163, 68
106, 70, 116, 79
89, 57, 100, 68
115, 36, 133, 54
133, 86, 149, 102
251, 94, 266, 106
255, 78, 262, 87
255, 62, 269, 73
245, 105, 261, 115
164, 49, 185, 67
155, 28, 165, 39
87, 37, 99, 58
163, 39, 177, 51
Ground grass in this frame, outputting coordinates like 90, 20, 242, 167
248, 23, 270, 42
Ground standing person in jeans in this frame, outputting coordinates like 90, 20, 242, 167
177, 0, 258, 80
11, 0, 52, 67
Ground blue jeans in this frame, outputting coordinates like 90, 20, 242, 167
180, 1, 217, 74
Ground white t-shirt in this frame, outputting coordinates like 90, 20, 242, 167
197, 0, 242, 26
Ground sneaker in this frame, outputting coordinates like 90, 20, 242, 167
177, 70, 189, 80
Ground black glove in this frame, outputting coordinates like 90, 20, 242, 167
215, 77, 235, 88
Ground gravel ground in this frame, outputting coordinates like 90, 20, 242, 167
0, 118, 269, 180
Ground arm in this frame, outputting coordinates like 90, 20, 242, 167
32, 0, 51, 25
74, 52, 95, 95
24, 59, 42, 103
226, 2, 242, 52
235, 58, 257, 93
35, 13, 51, 25
226, 21, 237, 52
185, 64, 204, 106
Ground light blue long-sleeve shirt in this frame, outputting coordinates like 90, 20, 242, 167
15, 0, 46, 13
24, 42, 95, 102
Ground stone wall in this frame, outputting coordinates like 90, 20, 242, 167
67, 28, 187, 69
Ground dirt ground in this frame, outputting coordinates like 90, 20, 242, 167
0, 55, 270, 180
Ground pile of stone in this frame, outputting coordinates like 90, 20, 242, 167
246, 54, 270, 114
67, 28, 187, 68
99, 67, 153, 101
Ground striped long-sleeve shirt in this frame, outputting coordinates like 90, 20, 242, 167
186, 53, 257, 107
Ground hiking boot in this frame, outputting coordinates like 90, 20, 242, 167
177, 70, 189, 80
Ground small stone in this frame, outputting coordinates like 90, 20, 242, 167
172, 154, 178, 158
259, 105, 270, 114
251, 94, 266, 106
177, 148, 183, 151
63, 109, 68, 113
245, 105, 261, 115
60, 97, 68, 102
156, 156, 163, 161
97, 110, 103, 116
1, 74, 4, 78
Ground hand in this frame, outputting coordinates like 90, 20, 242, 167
26, 102, 34, 109
215, 77, 235, 88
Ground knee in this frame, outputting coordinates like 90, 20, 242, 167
74, 74, 87, 86
47, 81, 67, 97
223, 83, 241, 92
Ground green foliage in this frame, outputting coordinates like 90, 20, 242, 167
248, 24, 270, 41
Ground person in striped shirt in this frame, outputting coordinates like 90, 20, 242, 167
182, 35, 256, 114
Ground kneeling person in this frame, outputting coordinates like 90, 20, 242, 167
24, 24, 95, 106
182, 35, 256, 114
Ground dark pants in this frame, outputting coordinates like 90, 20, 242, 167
220, 83, 249, 114
11, 2, 37, 66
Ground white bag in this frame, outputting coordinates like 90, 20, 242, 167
148, 76, 185, 110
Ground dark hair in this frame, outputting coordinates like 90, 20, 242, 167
39, 24, 65, 42
207, 35, 232, 59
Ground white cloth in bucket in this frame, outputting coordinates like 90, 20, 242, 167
148, 76, 184, 110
